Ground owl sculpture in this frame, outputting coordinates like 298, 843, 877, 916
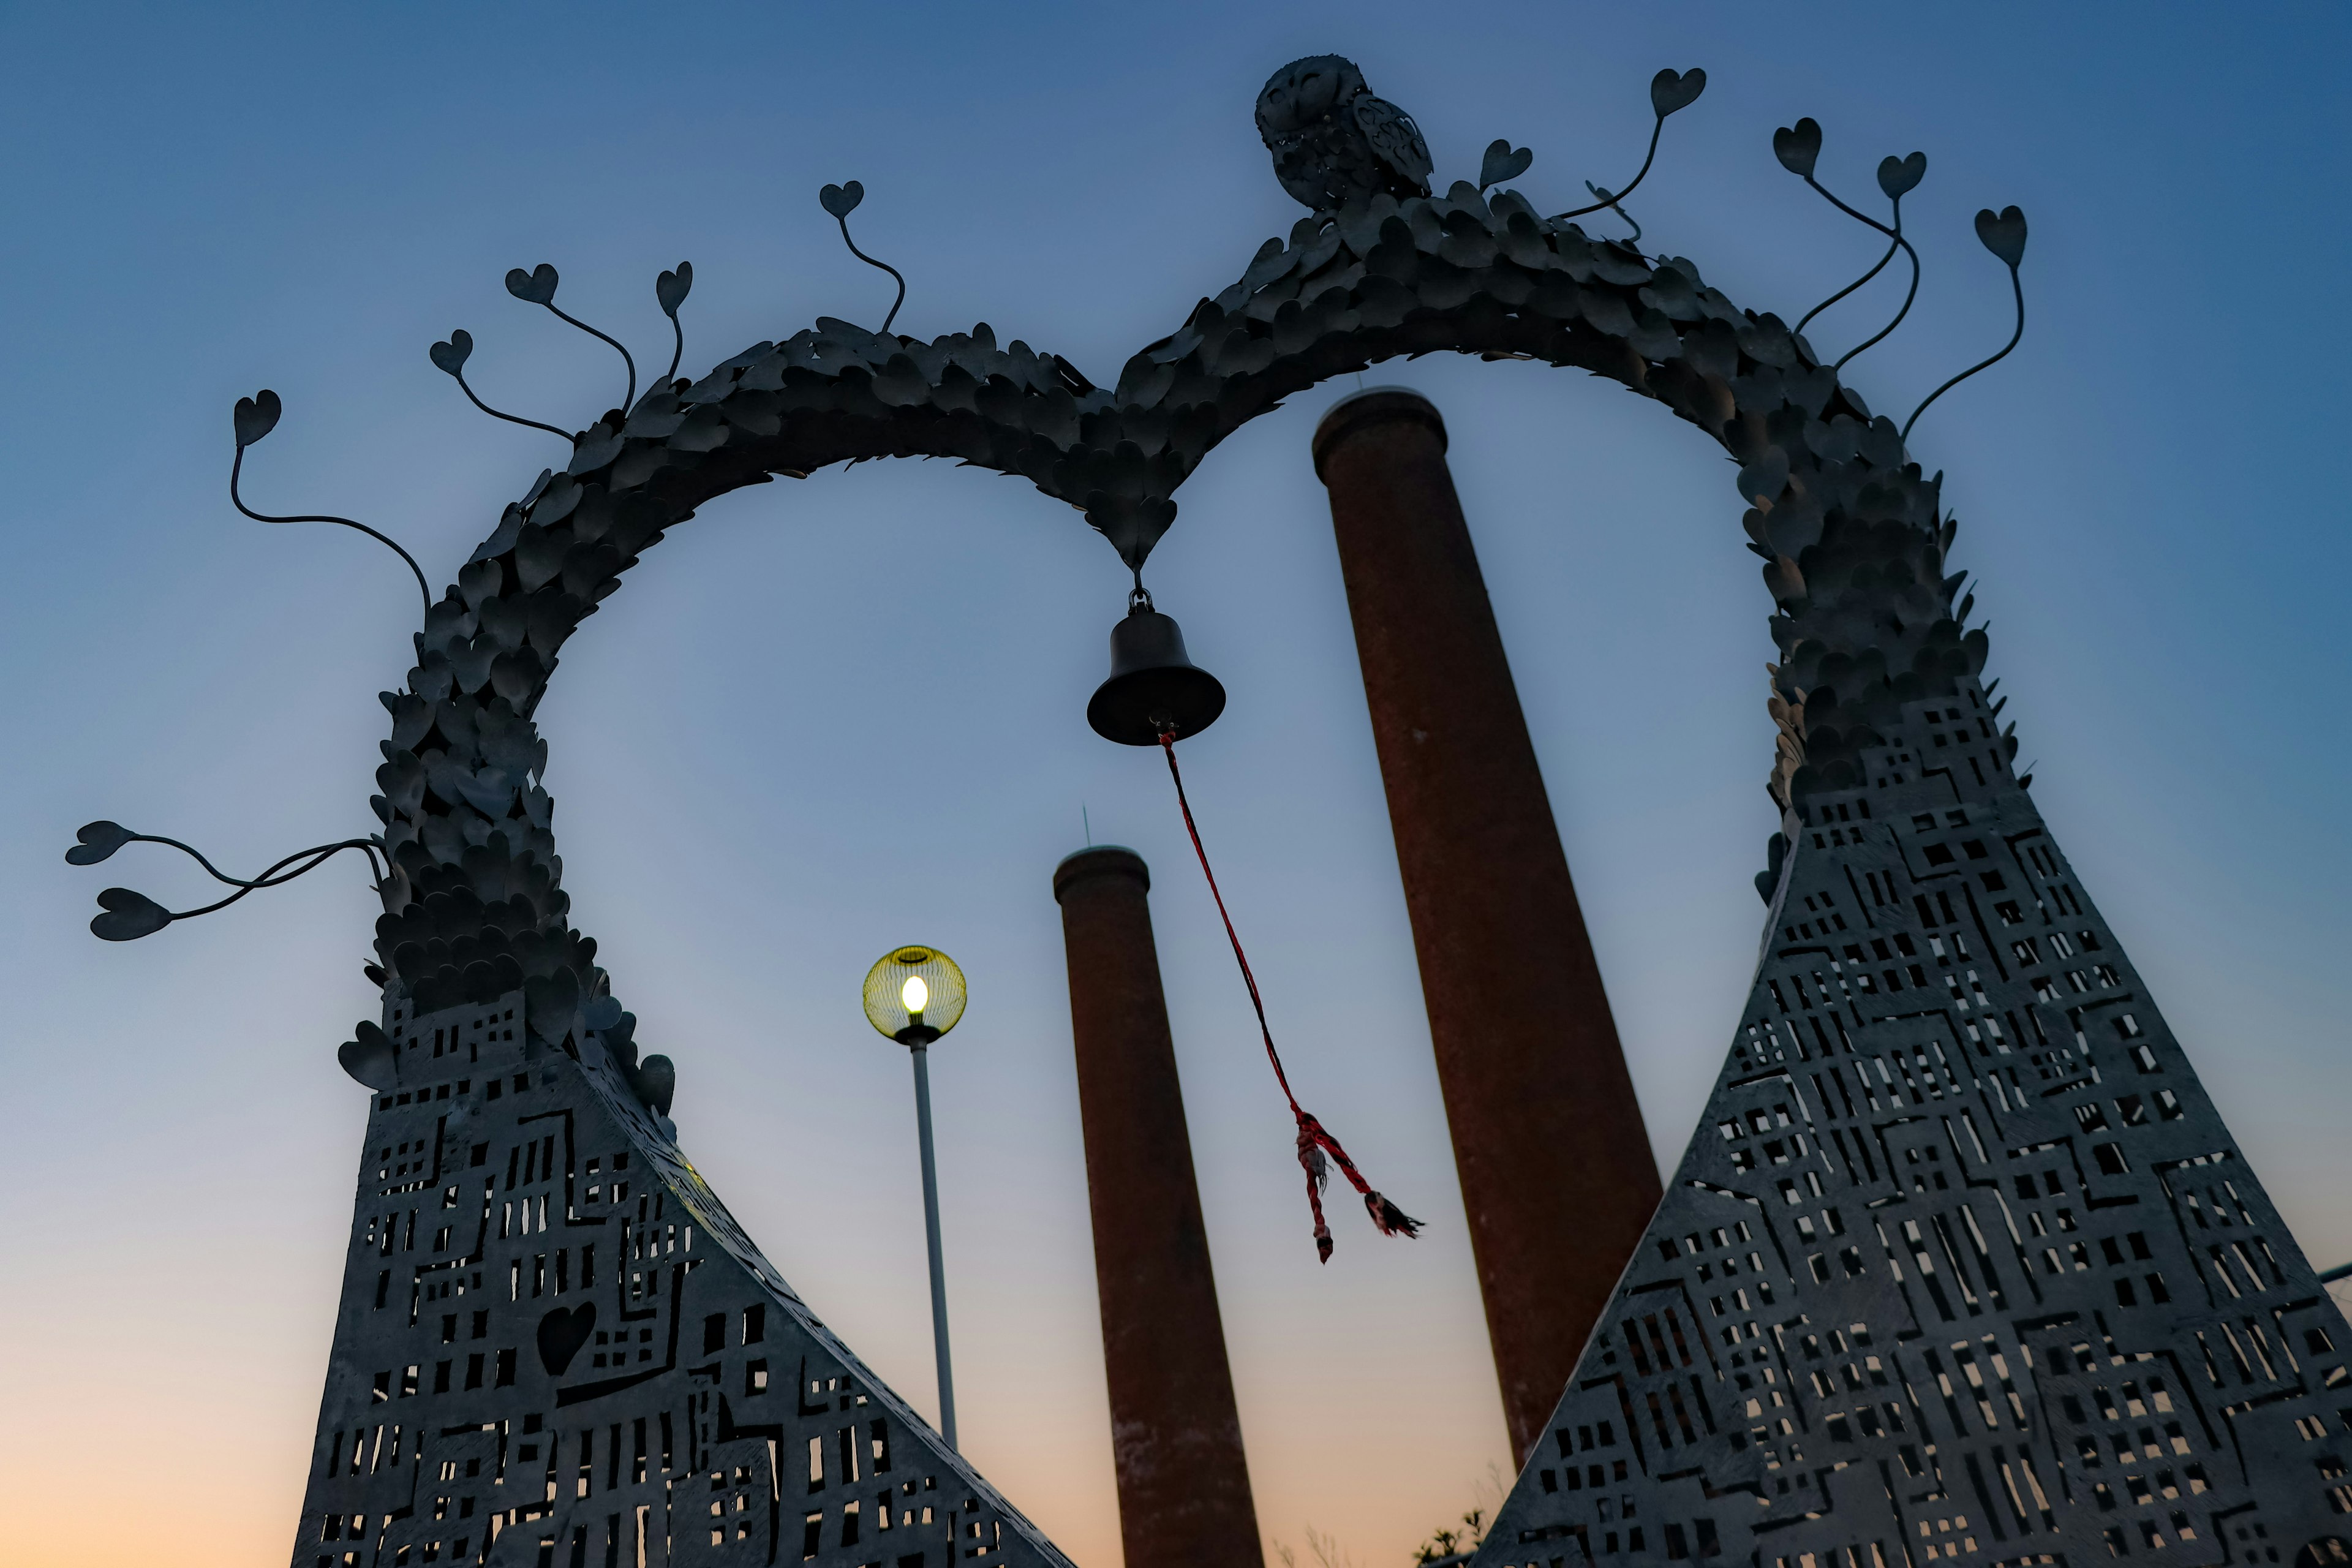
1256, 55, 1433, 211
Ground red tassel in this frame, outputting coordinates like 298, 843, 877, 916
1365, 1192, 1423, 1238
1161, 732, 1419, 1263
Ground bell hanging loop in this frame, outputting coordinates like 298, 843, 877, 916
1086, 585, 1226, 746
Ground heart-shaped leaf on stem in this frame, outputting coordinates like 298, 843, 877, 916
819, 181, 864, 218
233, 389, 282, 449
1773, 118, 1823, 178
1974, 205, 2028, 266
92, 888, 171, 941
1650, 67, 1706, 117
1479, 139, 1533, 190
66, 820, 136, 866
1877, 151, 1926, 199
655, 261, 693, 318
505, 263, 559, 305
429, 330, 474, 377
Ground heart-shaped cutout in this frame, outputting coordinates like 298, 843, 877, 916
429, 329, 473, 376
66, 820, 135, 866
1877, 151, 1926, 199
535, 1302, 597, 1376
1974, 205, 2027, 267
1651, 67, 1706, 118
92, 888, 170, 941
233, 388, 282, 449
820, 181, 864, 218
1479, 139, 1534, 190
505, 263, 560, 305
655, 261, 693, 318
1773, 118, 1823, 178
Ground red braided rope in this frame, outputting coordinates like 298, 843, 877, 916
1158, 731, 1422, 1263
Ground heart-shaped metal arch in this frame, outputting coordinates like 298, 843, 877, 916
373, 176, 1987, 1055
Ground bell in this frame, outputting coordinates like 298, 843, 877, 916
1086, 591, 1227, 745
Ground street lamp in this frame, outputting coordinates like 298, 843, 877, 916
862, 944, 968, 1450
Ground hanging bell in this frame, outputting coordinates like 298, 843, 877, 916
1086, 590, 1227, 745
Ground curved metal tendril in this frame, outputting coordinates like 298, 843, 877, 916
72, 828, 384, 939
448, 368, 573, 442
230, 445, 433, 615
1583, 181, 1641, 245
1547, 69, 1704, 226
1832, 207, 1920, 370
537, 301, 636, 413
1904, 260, 2024, 443
834, 216, 907, 336
1793, 175, 1922, 371
1796, 223, 1899, 336
663, 314, 684, 388
109, 831, 383, 889
1553, 113, 1667, 223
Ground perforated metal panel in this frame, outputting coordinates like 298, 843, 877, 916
293, 993, 1069, 1568
1474, 693, 2352, 1567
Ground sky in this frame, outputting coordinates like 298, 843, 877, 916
1, 4, 2347, 1566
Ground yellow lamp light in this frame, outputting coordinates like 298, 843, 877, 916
863, 946, 966, 1046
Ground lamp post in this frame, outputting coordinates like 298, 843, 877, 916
863, 944, 969, 1450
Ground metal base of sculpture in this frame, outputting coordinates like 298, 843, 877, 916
295, 993, 1069, 1568
1475, 703, 2352, 1565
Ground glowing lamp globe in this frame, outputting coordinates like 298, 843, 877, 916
863, 946, 967, 1046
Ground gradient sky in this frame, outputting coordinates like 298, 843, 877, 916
1, 5, 2347, 1566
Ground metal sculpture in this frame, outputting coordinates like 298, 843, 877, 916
70, 50, 2351, 1568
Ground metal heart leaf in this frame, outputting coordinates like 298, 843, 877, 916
1479, 140, 1533, 189
819, 181, 864, 218
429, 329, 473, 376
1650, 67, 1706, 117
233, 388, 282, 448
475, 594, 526, 649
633, 1054, 676, 1117
66, 820, 136, 866
1877, 151, 1926, 199
458, 559, 502, 612
337, 1031, 399, 1091
567, 428, 625, 478
505, 263, 559, 305
1736, 447, 1792, 507
388, 695, 432, 752
1974, 205, 2028, 267
526, 965, 582, 1036
655, 261, 693, 318
454, 769, 519, 818
489, 648, 545, 706
528, 475, 579, 527
1773, 118, 1823, 178
450, 638, 497, 693
513, 526, 570, 593
92, 887, 171, 941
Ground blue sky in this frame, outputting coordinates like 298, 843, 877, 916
0, 4, 2345, 1565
